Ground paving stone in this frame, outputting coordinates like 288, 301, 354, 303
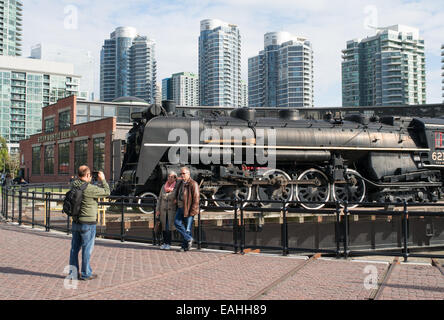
1, 223, 443, 300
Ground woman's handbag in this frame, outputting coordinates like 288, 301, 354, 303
154, 220, 162, 234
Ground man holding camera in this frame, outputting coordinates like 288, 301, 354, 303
69, 166, 110, 281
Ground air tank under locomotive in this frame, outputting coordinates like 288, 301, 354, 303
113, 101, 444, 212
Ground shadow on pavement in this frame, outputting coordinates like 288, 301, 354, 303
0, 266, 66, 280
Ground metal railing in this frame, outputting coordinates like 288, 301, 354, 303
1, 185, 444, 261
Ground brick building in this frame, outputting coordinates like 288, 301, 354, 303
19, 95, 135, 183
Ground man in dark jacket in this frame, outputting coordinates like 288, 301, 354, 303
174, 167, 200, 251
68, 166, 110, 280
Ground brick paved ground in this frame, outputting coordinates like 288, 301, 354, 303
378, 263, 444, 300
0, 222, 443, 300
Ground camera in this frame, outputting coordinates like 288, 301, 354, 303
92, 171, 99, 182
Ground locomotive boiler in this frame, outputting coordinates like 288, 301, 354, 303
113, 102, 444, 212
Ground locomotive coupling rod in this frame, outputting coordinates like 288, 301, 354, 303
252, 179, 319, 186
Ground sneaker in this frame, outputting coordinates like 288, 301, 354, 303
80, 274, 98, 281
160, 244, 166, 250
164, 245, 171, 250
188, 239, 193, 250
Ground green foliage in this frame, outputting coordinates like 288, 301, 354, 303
0, 136, 9, 173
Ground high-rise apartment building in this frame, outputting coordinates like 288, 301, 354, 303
442, 44, 444, 103
155, 82, 162, 105
240, 80, 248, 107
30, 43, 93, 100
0, 56, 80, 153
163, 72, 199, 106
100, 27, 156, 103
248, 32, 314, 108
199, 19, 241, 107
342, 25, 426, 107
0, 0, 23, 56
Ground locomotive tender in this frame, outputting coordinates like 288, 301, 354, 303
113, 101, 444, 212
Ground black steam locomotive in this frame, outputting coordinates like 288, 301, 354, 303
113, 101, 444, 212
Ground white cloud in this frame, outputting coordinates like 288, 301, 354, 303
22, 0, 444, 105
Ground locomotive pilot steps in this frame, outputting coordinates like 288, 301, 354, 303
113, 102, 444, 213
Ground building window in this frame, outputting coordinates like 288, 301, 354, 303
32, 146, 41, 175
45, 118, 55, 133
58, 143, 70, 175
44, 145, 54, 175
93, 137, 105, 172
74, 139, 88, 172
117, 107, 130, 123
104, 106, 116, 117
59, 111, 71, 131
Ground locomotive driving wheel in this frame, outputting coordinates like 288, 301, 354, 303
257, 169, 293, 209
332, 169, 366, 208
212, 185, 252, 210
295, 169, 331, 210
137, 192, 158, 214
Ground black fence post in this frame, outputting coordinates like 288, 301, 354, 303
11, 189, 15, 222
5, 188, 9, 220
46, 192, 51, 232
120, 197, 125, 243
335, 201, 341, 258
240, 200, 245, 254
1, 187, 3, 216
1, 187, 4, 217
343, 201, 349, 259
152, 201, 157, 246
18, 188, 23, 226
32, 191, 35, 229
282, 200, 288, 256
402, 200, 409, 262
197, 202, 202, 251
233, 199, 239, 254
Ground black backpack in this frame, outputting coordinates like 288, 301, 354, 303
63, 183, 88, 222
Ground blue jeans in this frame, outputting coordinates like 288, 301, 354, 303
69, 223, 96, 279
174, 208, 194, 248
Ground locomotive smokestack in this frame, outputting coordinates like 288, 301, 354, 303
162, 100, 176, 115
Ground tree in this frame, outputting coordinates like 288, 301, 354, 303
7, 153, 20, 177
0, 136, 9, 174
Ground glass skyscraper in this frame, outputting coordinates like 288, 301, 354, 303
342, 25, 426, 107
162, 72, 199, 107
0, 0, 23, 56
0, 56, 80, 153
442, 44, 444, 103
100, 27, 157, 103
240, 80, 248, 107
199, 19, 242, 107
248, 32, 314, 108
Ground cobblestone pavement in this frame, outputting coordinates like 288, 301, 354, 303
1, 222, 443, 300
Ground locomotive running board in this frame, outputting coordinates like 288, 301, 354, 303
143, 143, 430, 153
354, 172, 442, 188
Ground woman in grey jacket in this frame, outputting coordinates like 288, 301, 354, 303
155, 171, 178, 250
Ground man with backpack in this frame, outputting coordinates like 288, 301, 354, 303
68, 166, 110, 281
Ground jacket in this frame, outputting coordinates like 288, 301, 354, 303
175, 178, 200, 217
155, 185, 177, 231
72, 179, 110, 224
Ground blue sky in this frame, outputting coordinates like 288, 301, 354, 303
23, 0, 444, 106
